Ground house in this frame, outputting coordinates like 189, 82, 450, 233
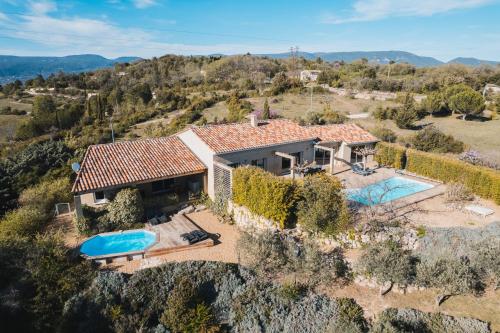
300, 70, 322, 82
72, 116, 378, 218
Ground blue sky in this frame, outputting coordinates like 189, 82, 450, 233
0, 0, 499, 61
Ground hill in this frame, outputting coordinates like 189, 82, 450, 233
0, 54, 141, 83
260, 50, 444, 67
448, 57, 500, 67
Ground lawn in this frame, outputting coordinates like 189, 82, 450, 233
203, 92, 399, 122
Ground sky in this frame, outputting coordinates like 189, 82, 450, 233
0, 0, 499, 61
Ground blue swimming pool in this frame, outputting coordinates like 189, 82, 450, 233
80, 230, 157, 257
347, 176, 434, 206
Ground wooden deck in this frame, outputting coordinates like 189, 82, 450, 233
145, 214, 214, 257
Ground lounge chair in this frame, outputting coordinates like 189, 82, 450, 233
465, 205, 494, 218
352, 163, 374, 176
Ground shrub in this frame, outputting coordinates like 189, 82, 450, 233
445, 182, 474, 203
370, 127, 397, 143
357, 240, 417, 286
406, 149, 500, 204
416, 256, 483, 304
232, 167, 299, 228
372, 308, 491, 333
105, 188, 144, 230
372, 106, 397, 120
408, 126, 464, 153
393, 93, 418, 129
374, 142, 406, 169
297, 173, 349, 235
0, 206, 48, 239
459, 150, 499, 170
18, 177, 73, 212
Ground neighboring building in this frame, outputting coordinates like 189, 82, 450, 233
300, 70, 322, 82
72, 116, 378, 217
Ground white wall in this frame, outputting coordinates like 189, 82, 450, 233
178, 129, 216, 198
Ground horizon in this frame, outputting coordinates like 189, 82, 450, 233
1, 1, 500, 62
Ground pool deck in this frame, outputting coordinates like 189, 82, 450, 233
145, 214, 214, 257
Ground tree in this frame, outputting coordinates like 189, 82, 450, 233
394, 94, 418, 129
262, 98, 270, 119
358, 241, 417, 287
423, 90, 444, 116
448, 89, 486, 120
297, 173, 349, 235
32, 95, 57, 128
105, 188, 144, 230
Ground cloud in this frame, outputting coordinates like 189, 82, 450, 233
28, 0, 57, 15
322, 0, 496, 24
0, 11, 287, 58
133, 0, 157, 9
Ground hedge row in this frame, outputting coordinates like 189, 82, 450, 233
406, 149, 500, 204
374, 142, 406, 169
232, 167, 299, 229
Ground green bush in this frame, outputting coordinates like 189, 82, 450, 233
232, 167, 299, 228
18, 177, 73, 212
370, 127, 397, 143
374, 142, 406, 169
105, 188, 144, 230
406, 149, 500, 204
408, 126, 464, 153
297, 173, 349, 235
0, 206, 48, 239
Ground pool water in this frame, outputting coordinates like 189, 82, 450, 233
80, 230, 156, 257
347, 176, 434, 206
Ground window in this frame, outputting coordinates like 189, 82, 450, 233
94, 191, 109, 204
152, 178, 175, 194
251, 158, 267, 169
315, 148, 331, 165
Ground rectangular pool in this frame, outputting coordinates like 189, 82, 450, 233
347, 176, 434, 206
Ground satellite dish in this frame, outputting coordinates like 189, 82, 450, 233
71, 162, 81, 173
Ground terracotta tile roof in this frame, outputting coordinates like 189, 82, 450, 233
190, 119, 378, 154
306, 123, 379, 144
72, 136, 206, 193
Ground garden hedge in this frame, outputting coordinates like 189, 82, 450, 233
232, 167, 299, 229
406, 149, 500, 204
374, 142, 407, 169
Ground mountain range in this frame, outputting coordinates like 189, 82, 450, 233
0, 51, 498, 84
260, 50, 500, 68
0, 54, 141, 84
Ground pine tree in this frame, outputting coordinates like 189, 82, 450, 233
262, 98, 270, 119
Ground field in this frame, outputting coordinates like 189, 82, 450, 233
203, 92, 399, 121
355, 115, 500, 164
0, 98, 31, 142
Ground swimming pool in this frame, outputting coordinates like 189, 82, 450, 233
80, 230, 157, 257
347, 176, 434, 206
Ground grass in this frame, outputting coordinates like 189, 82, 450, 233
0, 115, 24, 142
0, 97, 33, 113
203, 93, 399, 122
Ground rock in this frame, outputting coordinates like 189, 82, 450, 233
380, 281, 393, 296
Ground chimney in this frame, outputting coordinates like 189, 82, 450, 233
249, 114, 258, 127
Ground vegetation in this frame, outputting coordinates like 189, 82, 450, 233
406, 126, 465, 153
393, 93, 418, 129
104, 188, 144, 230
406, 149, 500, 204
304, 103, 347, 125
232, 167, 299, 229
370, 126, 397, 143
297, 173, 349, 235
374, 142, 406, 169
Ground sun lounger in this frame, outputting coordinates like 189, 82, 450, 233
465, 205, 494, 218
352, 163, 374, 176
